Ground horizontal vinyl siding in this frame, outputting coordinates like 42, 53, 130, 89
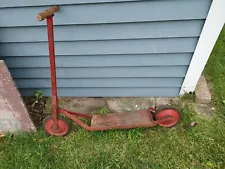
1, 53, 192, 68
0, 38, 198, 56
10, 67, 188, 78
0, 0, 208, 8
0, 0, 211, 27
0, 20, 204, 43
0, 0, 212, 96
15, 78, 184, 88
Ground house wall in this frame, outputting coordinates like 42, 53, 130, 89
0, 0, 212, 96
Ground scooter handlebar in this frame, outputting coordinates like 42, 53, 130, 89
37, 6, 59, 21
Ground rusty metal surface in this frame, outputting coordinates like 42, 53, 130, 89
46, 16, 58, 125
0, 60, 36, 132
91, 110, 157, 130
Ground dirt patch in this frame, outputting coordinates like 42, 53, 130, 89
23, 97, 48, 127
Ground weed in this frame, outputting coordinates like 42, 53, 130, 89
34, 90, 44, 101
98, 105, 110, 115
180, 92, 195, 102
31, 90, 44, 108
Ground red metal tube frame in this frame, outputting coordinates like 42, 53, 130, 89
46, 15, 58, 126
58, 108, 92, 130
46, 15, 93, 130
44, 13, 179, 133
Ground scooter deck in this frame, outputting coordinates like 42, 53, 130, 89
91, 110, 157, 130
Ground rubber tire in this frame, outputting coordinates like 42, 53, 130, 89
43, 115, 70, 136
155, 106, 181, 127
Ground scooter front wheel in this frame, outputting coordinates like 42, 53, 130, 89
155, 106, 181, 127
43, 115, 70, 136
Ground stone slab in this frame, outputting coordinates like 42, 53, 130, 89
193, 103, 215, 118
195, 75, 212, 104
0, 60, 36, 133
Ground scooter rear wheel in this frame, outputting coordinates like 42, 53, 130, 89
43, 115, 70, 136
155, 106, 181, 127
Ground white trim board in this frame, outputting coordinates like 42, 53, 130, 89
180, 0, 225, 95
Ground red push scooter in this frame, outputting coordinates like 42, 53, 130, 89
37, 6, 181, 136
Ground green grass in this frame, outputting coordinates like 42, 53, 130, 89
1, 29, 225, 169
204, 26, 225, 117
0, 106, 225, 169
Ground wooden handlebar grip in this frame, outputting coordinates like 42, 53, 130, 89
37, 6, 59, 21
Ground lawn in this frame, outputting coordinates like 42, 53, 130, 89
1, 30, 225, 169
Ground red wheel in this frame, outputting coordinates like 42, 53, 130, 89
156, 107, 181, 127
43, 116, 70, 136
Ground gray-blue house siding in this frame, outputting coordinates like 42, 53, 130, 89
0, 0, 212, 97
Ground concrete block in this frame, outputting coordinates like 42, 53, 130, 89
106, 97, 155, 112
155, 97, 179, 107
45, 97, 106, 114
